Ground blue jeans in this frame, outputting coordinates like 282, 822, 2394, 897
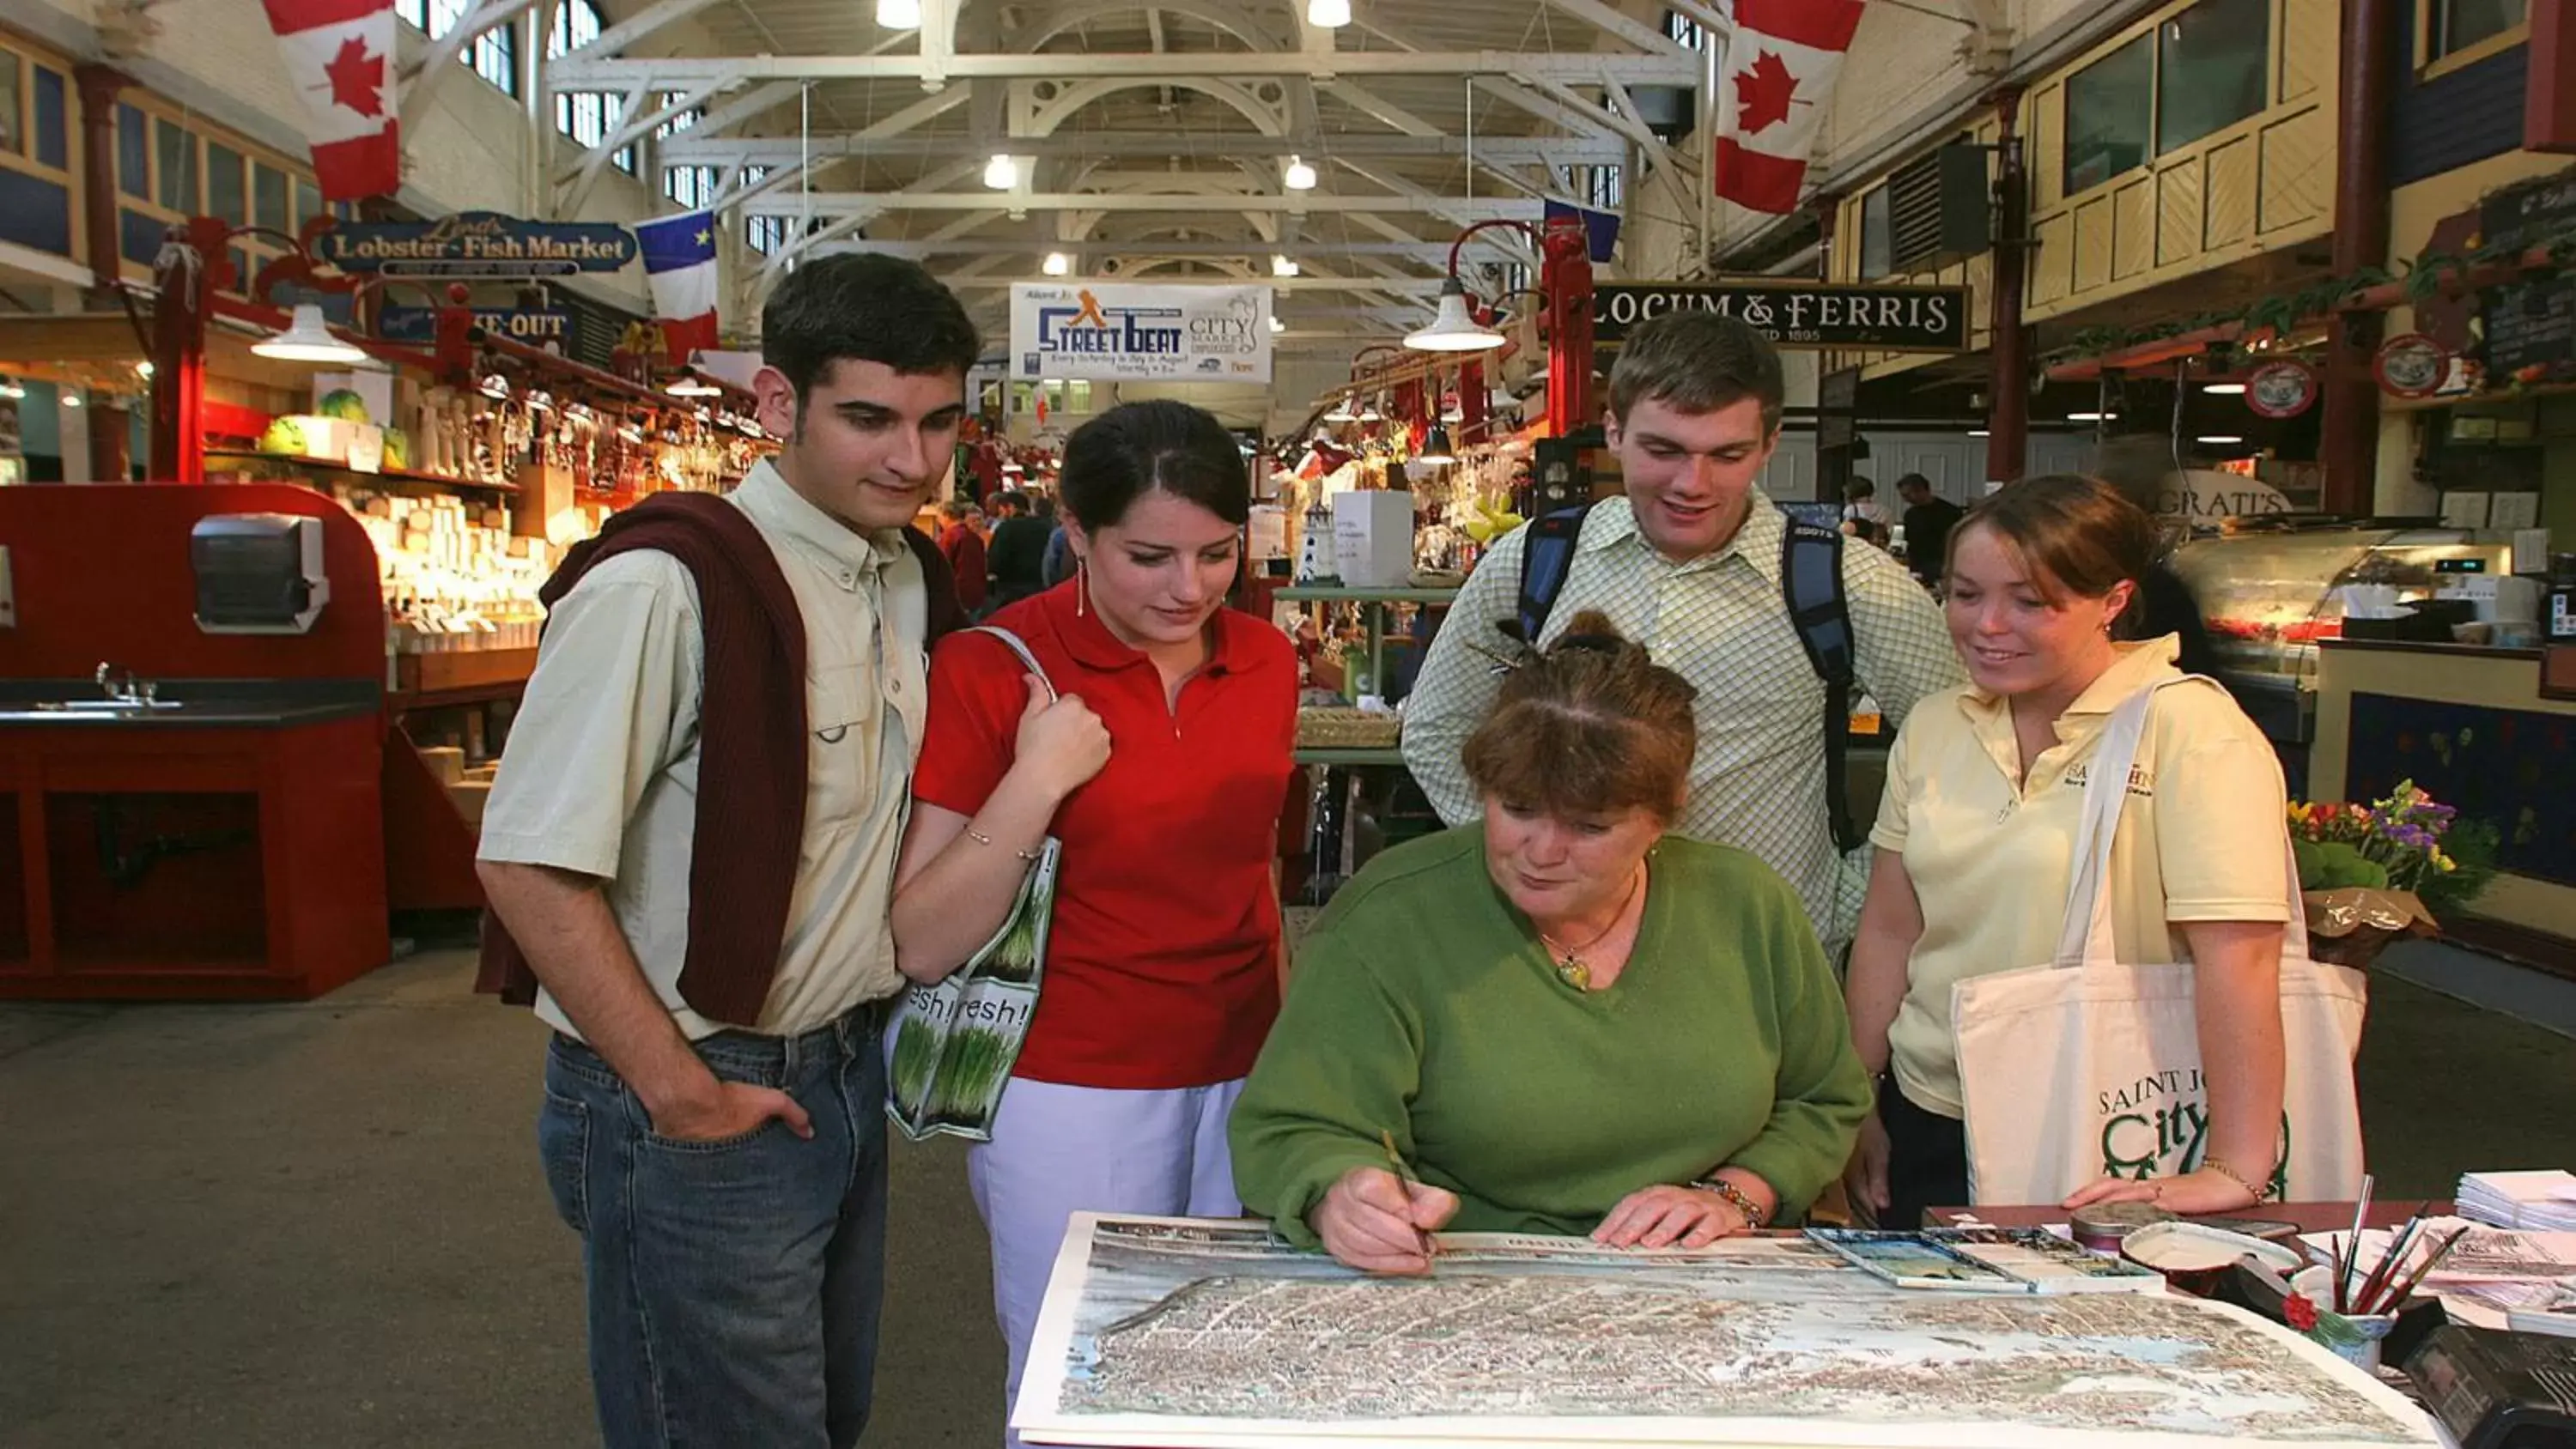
538, 1004, 890, 1449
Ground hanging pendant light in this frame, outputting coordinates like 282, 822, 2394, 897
1272, 253, 1299, 277
1322, 394, 1358, 423
253, 304, 368, 363
1307, 0, 1352, 27
875, 0, 921, 28
1042, 251, 1071, 276
1405, 278, 1505, 352
984, 153, 1019, 190
1417, 425, 1457, 464
1283, 155, 1317, 191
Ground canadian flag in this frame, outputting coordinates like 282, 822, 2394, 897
1713, 0, 1866, 215
262, 0, 401, 202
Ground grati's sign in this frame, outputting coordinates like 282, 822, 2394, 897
1592, 281, 1971, 353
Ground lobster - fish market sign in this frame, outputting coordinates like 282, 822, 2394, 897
315, 212, 638, 277
1593, 282, 1971, 353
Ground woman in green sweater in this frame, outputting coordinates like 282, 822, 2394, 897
1231, 612, 1872, 1274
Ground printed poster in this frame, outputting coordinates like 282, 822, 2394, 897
1009, 282, 1273, 384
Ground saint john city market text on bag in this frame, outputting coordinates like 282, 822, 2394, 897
884, 626, 1065, 1143
1950, 676, 2368, 1204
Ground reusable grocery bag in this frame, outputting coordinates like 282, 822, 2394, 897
885, 627, 1062, 1143
1951, 677, 2367, 1205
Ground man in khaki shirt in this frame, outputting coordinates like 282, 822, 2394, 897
477, 254, 978, 1449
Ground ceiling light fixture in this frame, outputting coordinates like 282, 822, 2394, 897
2202, 382, 2246, 395
252, 304, 368, 363
0, 378, 22, 399
2067, 410, 2110, 422
1267, 315, 1284, 333
983, 153, 1018, 190
62, 391, 82, 408
1272, 253, 1299, 276
1042, 251, 1071, 276
2196, 434, 2246, 446
875, 0, 921, 28
1405, 277, 1506, 351
1283, 155, 1317, 191
1416, 425, 1458, 464
1307, 0, 1352, 27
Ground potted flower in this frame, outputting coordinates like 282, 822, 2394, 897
2288, 780, 2498, 967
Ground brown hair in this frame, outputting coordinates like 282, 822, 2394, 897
1460, 610, 1699, 822
1605, 310, 1786, 433
1952, 474, 2156, 634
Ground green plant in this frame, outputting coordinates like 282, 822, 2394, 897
930, 1027, 1014, 1123
890, 1013, 940, 1111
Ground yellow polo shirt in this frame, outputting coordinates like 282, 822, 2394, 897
1874, 636, 2292, 1119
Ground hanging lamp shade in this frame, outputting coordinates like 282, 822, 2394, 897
252, 304, 367, 363
1404, 278, 1505, 352
1322, 394, 1358, 423
876, 0, 921, 27
1307, 0, 1352, 27
1417, 425, 1457, 464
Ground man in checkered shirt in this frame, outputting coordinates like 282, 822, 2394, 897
1402, 312, 1964, 951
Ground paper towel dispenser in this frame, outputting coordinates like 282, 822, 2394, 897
192, 513, 331, 634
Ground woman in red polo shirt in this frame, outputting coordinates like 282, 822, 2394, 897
891, 399, 1297, 1440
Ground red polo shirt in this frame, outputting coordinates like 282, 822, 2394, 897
914, 580, 1298, 1088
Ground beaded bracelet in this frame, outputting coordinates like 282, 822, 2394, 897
1691, 1174, 1770, 1230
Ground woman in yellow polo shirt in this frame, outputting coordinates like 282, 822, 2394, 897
1841, 475, 2292, 1228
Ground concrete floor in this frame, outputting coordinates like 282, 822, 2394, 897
3, 947, 2571, 1448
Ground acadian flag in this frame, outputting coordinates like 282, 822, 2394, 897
260, 0, 401, 201
638, 209, 721, 360
1713, 0, 1867, 215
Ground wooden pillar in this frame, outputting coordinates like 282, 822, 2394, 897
74, 64, 131, 482
1984, 88, 2031, 489
2322, 0, 2398, 516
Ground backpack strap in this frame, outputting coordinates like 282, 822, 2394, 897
1779, 516, 1863, 852
1505, 503, 1595, 646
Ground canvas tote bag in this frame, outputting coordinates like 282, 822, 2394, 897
1951, 676, 2368, 1205
884, 627, 1065, 1144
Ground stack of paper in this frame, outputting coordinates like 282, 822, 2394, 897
2456, 1170, 2576, 1229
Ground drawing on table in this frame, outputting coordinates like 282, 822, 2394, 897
1012, 1213, 2441, 1449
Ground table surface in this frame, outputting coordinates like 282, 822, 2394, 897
1930, 1201, 2450, 1233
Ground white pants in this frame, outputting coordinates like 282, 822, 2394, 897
967, 1075, 1245, 1449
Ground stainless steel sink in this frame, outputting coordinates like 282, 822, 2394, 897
58, 697, 185, 712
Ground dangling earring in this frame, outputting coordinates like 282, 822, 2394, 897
1076, 558, 1089, 617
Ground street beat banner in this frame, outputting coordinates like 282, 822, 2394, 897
1009, 283, 1273, 384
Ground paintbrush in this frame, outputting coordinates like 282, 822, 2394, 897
1381, 1129, 1438, 1265
2341, 1174, 2376, 1310
2348, 1205, 2433, 1318
2362, 1223, 2475, 1316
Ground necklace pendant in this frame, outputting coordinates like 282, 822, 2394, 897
1554, 955, 1590, 991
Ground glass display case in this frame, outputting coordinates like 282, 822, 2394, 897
2171, 525, 2512, 743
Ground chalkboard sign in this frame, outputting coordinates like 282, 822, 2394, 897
2479, 169, 2576, 254
2480, 280, 2576, 382
1818, 367, 1860, 451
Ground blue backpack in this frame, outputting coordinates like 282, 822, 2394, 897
1508, 503, 1863, 852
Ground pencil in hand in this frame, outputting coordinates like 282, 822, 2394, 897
1380, 1129, 1438, 1264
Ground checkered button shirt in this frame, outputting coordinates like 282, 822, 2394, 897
1401, 497, 1965, 947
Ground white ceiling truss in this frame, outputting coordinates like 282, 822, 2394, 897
557, 0, 1736, 352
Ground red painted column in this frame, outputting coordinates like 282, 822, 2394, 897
2321, 0, 2398, 517
2525, 0, 2576, 151
1540, 219, 1595, 435
1984, 88, 2031, 489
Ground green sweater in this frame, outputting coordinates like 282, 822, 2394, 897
1231, 827, 1870, 1247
